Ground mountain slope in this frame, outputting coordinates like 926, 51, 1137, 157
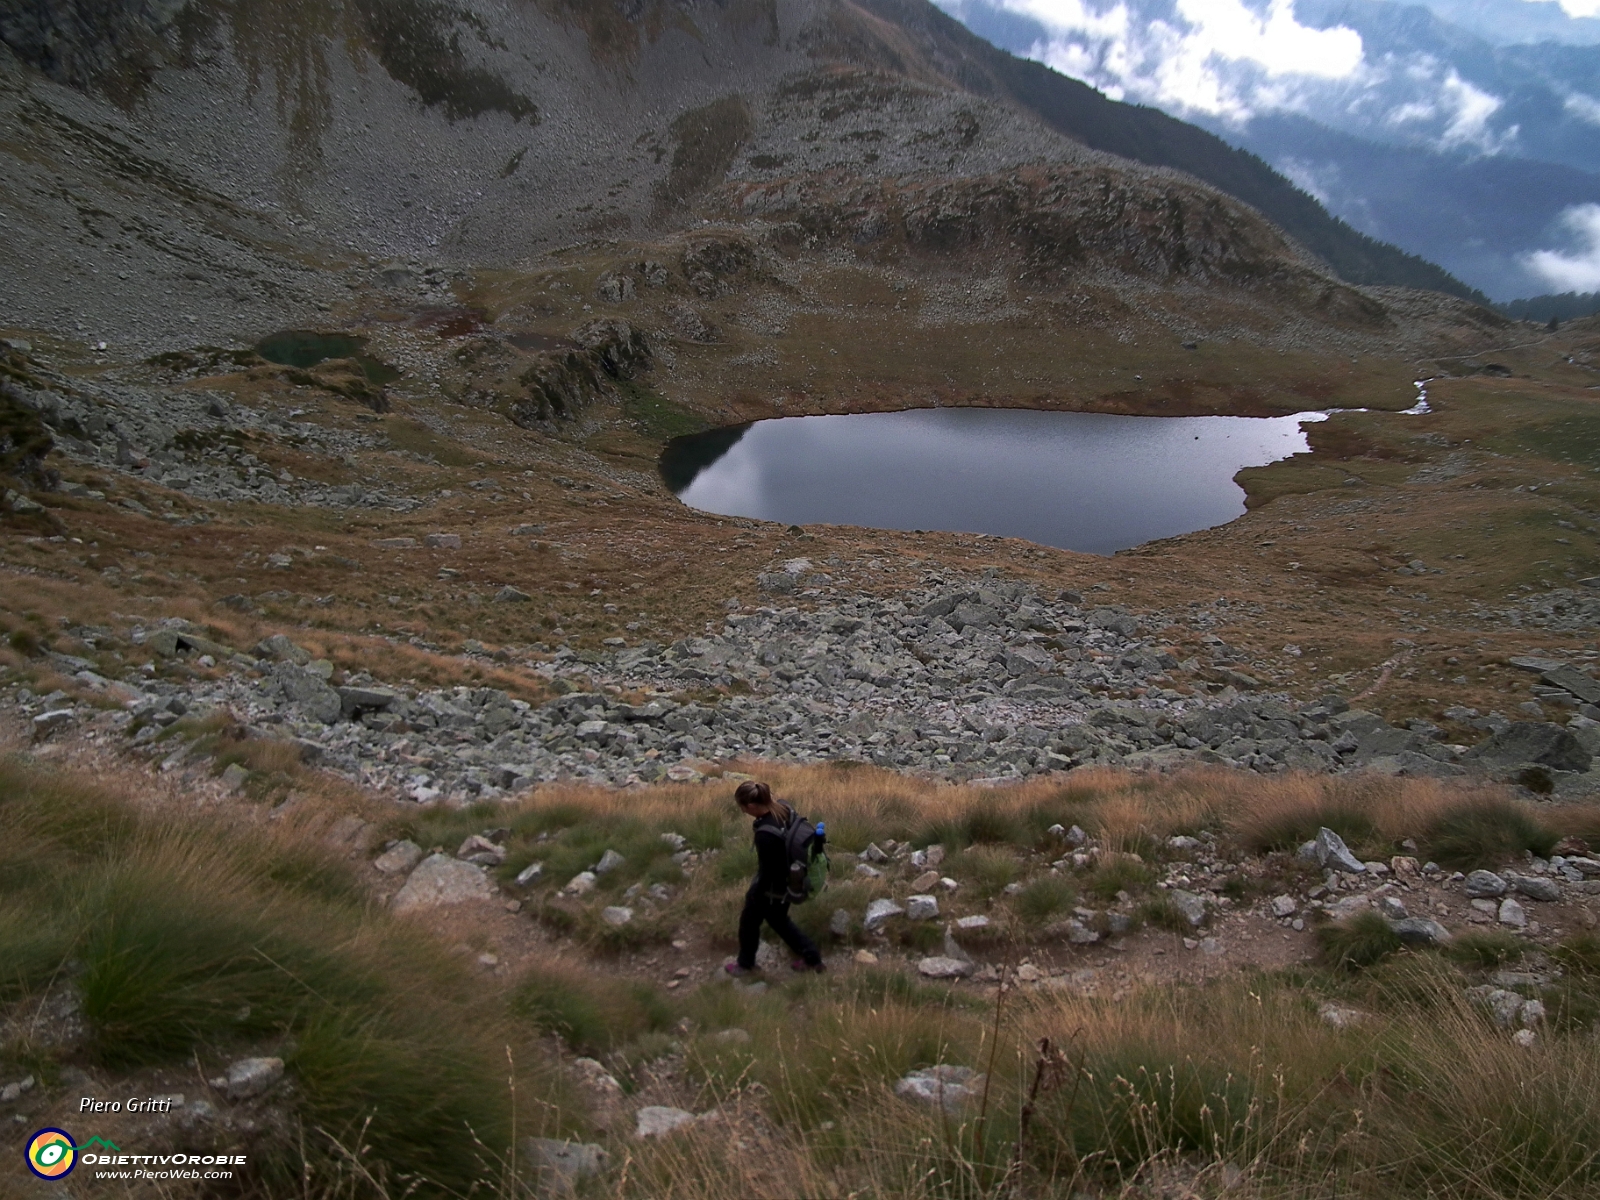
839, 0, 1487, 301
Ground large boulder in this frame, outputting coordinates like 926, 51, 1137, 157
275, 663, 341, 724
392, 854, 494, 913
1464, 722, 1591, 773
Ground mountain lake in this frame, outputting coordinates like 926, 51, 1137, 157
661, 407, 1329, 555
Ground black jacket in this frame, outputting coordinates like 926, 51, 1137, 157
752, 808, 792, 898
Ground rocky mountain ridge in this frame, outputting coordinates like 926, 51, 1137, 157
1, 0, 1494, 354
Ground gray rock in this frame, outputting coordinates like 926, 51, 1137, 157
424, 533, 462, 550
895, 1066, 985, 1111
219, 762, 250, 792
1541, 665, 1600, 705
495, 586, 532, 603
861, 842, 888, 863
829, 909, 853, 936
1464, 870, 1508, 898
1269, 894, 1298, 918
1319, 1003, 1367, 1029
1509, 874, 1561, 902
905, 894, 939, 921
392, 854, 493, 912
636, 1106, 696, 1138
524, 1138, 609, 1189
942, 926, 973, 963
1466, 986, 1526, 1029
955, 915, 991, 931
600, 906, 633, 927
31, 709, 74, 738
1465, 722, 1591, 773
563, 871, 597, 896
374, 840, 424, 874
1313, 827, 1367, 874
0, 1075, 35, 1103
338, 685, 399, 717
254, 633, 310, 665
864, 898, 905, 931
595, 848, 626, 875
1498, 897, 1528, 928
457, 834, 506, 866
275, 664, 342, 724
917, 955, 976, 978
1389, 917, 1451, 946
514, 861, 544, 886
1167, 889, 1208, 927
218, 1057, 283, 1099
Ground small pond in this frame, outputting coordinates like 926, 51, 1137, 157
255, 330, 401, 385
661, 407, 1327, 555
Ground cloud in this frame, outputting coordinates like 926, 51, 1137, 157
1011, 0, 1363, 119
1381, 63, 1518, 152
1552, 0, 1600, 17
967, 0, 1517, 154
1565, 91, 1600, 126
1524, 204, 1600, 292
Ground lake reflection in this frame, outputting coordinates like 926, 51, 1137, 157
663, 407, 1326, 555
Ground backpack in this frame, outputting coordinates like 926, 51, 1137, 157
773, 807, 829, 904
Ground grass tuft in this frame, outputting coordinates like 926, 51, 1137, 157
1316, 910, 1404, 972
1441, 928, 1527, 968
1423, 796, 1559, 869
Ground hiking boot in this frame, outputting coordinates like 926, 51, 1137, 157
724, 961, 760, 977
791, 958, 826, 973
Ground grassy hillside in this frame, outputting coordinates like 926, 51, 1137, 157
5, 733, 1600, 1197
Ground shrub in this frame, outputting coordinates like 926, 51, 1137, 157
1423, 796, 1558, 869
1135, 895, 1193, 933
1553, 931, 1600, 977
1317, 910, 1404, 972
1016, 875, 1076, 923
1442, 929, 1527, 969
945, 845, 1020, 898
1084, 855, 1156, 902
1232, 792, 1380, 856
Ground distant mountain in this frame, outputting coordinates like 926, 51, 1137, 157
933, 0, 1600, 302
1233, 113, 1600, 299
1497, 291, 1600, 322
853, 0, 1487, 300
1419, 0, 1600, 46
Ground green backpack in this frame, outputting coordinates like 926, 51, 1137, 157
778, 811, 829, 904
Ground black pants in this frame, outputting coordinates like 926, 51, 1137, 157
737, 879, 821, 969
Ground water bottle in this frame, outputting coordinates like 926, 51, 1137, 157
815, 820, 827, 849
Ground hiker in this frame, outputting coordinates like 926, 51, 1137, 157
725, 780, 824, 976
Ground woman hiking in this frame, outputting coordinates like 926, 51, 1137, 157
724, 780, 825, 976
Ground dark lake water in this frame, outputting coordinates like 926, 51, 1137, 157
661, 407, 1326, 555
